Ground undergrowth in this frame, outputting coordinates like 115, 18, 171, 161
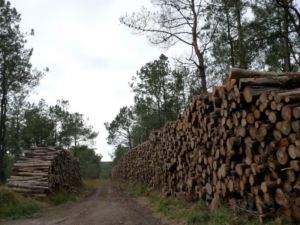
0, 179, 95, 220
47, 191, 81, 206
112, 181, 292, 225
0, 189, 43, 220
83, 179, 103, 189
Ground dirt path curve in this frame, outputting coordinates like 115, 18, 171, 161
2, 183, 164, 225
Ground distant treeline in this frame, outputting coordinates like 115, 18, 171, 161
100, 161, 113, 179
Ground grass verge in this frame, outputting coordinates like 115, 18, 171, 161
112, 181, 292, 225
0, 188, 44, 220
0, 179, 96, 220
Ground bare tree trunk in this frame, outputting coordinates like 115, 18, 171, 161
15, 113, 21, 158
127, 129, 132, 150
236, 0, 247, 69
225, 3, 235, 67
191, 0, 207, 92
162, 74, 168, 123
275, 0, 293, 71
198, 56, 207, 92
283, 1, 292, 71
74, 125, 77, 157
54, 126, 57, 146
0, 75, 8, 182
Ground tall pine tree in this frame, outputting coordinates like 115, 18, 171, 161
0, 1, 42, 181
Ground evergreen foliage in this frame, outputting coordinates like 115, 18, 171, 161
105, 54, 192, 155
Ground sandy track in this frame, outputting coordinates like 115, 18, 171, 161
2, 184, 163, 225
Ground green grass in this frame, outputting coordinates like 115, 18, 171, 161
112, 181, 292, 225
45, 182, 87, 206
154, 197, 187, 220
47, 191, 82, 206
188, 204, 236, 225
0, 189, 43, 219
0, 179, 93, 221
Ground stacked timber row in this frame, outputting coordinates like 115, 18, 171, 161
8, 147, 82, 197
112, 68, 300, 222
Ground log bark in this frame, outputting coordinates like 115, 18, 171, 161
8, 147, 82, 197
112, 69, 300, 223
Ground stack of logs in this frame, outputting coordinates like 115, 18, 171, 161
112, 68, 300, 222
8, 147, 82, 197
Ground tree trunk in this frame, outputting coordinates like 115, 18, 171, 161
74, 124, 77, 157
0, 74, 8, 182
0, 150, 5, 182
16, 113, 21, 158
282, 1, 292, 72
127, 129, 132, 150
191, 0, 207, 92
225, 3, 235, 68
198, 58, 207, 92
235, 0, 247, 69
162, 75, 168, 123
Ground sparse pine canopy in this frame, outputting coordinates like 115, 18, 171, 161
120, 0, 220, 92
121, 0, 300, 89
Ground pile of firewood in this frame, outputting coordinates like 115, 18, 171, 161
112, 68, 300, 222
8, 147, 82, 197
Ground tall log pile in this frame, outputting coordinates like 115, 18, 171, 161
8, 147, 82, 197
112, 68, 300, 222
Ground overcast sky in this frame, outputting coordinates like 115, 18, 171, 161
9, 1, 300, 161
8, 0, 184, 161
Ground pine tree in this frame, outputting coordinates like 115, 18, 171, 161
0, 1, 42, 181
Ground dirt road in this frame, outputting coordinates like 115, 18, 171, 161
2, 183, 164, 225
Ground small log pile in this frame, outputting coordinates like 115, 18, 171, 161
8, 147, 82, 197
112, 68, 300, 222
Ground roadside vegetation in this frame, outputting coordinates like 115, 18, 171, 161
0, 179, 99, 220
0, 187, 43, 220
113, 181, 292, 225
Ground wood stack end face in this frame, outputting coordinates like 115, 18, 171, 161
112, 69, 300, 222
7, 147, 82, 198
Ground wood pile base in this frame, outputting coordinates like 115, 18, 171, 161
8, 147, 82, 197
112, 68, 300, 223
